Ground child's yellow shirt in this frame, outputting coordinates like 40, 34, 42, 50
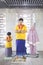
5, 41, 12, 48
5, 36, 12, 48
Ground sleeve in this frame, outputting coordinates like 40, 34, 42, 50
15, 25, 18, 31
24, 25, 27, 32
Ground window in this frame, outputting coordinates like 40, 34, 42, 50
0, 13, 6, 45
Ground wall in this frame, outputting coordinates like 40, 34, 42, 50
0, 9, 43, 51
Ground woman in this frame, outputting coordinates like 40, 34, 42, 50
15, 18, 27, 59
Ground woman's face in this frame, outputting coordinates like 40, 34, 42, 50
18, 20, 23, 25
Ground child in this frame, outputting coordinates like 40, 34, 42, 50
27, 23, 39, 55
5, 32, 12, 57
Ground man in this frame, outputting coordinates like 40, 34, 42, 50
15, 18, 27, 59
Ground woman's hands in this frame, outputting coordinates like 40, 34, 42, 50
16, 29, 27, 33
16, 29, 21, 33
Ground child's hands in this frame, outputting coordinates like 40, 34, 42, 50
6, 36, 12, 42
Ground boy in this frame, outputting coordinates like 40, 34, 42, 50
5, 32, 12, 57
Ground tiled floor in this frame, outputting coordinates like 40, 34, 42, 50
0, 48, 43, 65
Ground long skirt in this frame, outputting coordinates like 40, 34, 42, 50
5, 48, 12, 57
16, 40, 26, 56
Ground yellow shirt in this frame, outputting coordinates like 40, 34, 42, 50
5, 41, 12, 48
15, 25, 27, 40
5, 36, 12, 48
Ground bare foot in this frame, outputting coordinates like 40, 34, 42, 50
13, 56, 18, 61
22, 56, 26, 59
22, 56, 26, 61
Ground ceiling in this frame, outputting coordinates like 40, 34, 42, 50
0, 0, 43, 8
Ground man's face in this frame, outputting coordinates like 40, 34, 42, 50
18, 20, 23, 25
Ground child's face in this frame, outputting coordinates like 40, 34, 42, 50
8, 35, 11, 37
